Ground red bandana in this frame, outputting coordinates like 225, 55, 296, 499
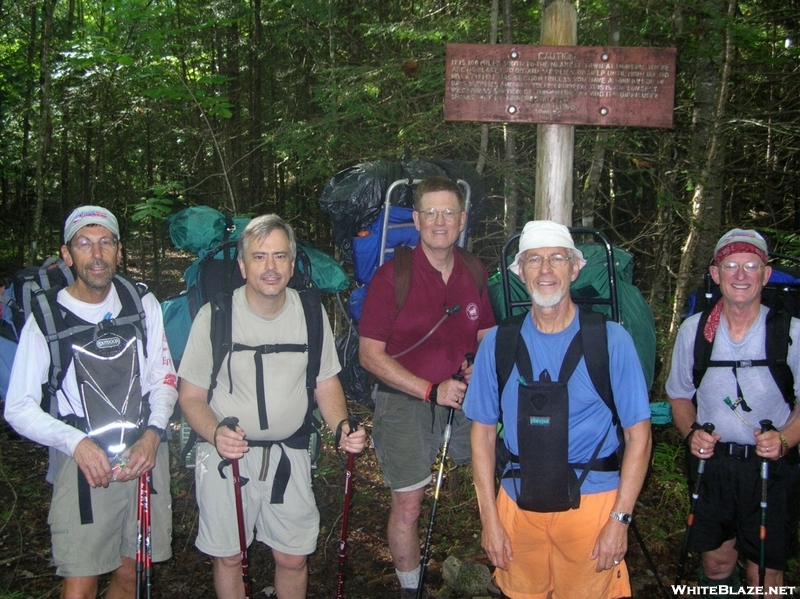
714, 241, 767, 266
703, 300, 724, 342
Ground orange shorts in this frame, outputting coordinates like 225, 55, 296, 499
494, 487, 631, 599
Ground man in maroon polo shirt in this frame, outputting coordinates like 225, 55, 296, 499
359, 176, 495, 598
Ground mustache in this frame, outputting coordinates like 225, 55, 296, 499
85, 259, 110, 270
259, 270, 281, 280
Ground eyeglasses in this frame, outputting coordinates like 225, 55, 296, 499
522, 253, 571, 270
417, 208, 461, 223
71, 236, 119, 252
717, 262, 764, 274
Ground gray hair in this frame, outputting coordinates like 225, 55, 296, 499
238, 214, 297, 260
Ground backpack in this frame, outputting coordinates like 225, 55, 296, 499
30, 274, 149, 413
494, 308, 624, 478
1, 260, 148, 408
684, 261, 800, 407
178, 238, 325, 485
0, 257, 76, 399
691, 300, 795, 408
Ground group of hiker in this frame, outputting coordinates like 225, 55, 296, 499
3, 176, 800, 599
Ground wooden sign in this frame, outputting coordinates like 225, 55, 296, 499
445, 44, 676, 128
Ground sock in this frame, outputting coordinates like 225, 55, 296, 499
396, 566, 421, 589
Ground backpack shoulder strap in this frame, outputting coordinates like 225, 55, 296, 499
393, 245, 413, 314
208, 291, 233, 401
692, 302, 717, 392
495, 313, 528, 399
577, 308, 616, 422
298, 285, 323, 427
765, 304, 795, 407
454, 246, 486, 296
109, 275, 149, 357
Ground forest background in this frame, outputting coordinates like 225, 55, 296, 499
0, 0, 799, 596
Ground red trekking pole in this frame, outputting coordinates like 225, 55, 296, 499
336, 417, 360, 599
218, 417, 252, 599
135, 471, 153, 599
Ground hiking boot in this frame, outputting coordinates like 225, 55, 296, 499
400, 588, 417, 599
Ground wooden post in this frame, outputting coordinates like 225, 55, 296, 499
534, 0, 577, 225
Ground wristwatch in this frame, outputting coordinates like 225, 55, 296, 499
610, 511, 632, 525
146, 425, 168, 443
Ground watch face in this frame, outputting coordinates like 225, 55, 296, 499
613, 511, 632, 524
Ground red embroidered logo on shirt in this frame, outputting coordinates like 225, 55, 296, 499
466, 303, 479, 320
164, 373, 177, 388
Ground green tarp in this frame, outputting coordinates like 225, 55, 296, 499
168, 206, 350, 294
488, 243, 656, 390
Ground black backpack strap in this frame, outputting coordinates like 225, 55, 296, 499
577, 308, 616, 422
765, 305, 795, 408
692, 302, 717, 394
298, 285, 323, 428
495, 313, 528, 401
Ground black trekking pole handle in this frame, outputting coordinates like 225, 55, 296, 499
676, 422, 715, 587
757, 419, 774, 598
217, 416, 252, 599
417, 353, 474, 599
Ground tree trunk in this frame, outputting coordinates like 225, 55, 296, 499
30, 0, 56, 266
578, 1, 618, 228
662, 0, 737, 383
534, 0, 576, 226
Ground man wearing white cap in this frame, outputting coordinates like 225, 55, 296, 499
667, 228, 800, 596
465, 220, 651, 599
4, 206, 177, 598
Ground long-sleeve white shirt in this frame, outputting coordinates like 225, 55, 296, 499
4, 284, 178, 458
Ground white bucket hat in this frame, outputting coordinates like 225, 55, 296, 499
509, 220, 586, 276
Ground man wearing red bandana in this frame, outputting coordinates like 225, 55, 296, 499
667, 228, 800, 597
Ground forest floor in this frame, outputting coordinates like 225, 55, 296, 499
0, 413, 693, 599
0, 249, 797, 599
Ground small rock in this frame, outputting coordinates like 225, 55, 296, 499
441, 555, 492, 597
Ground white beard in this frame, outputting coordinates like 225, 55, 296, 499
531, 287, 566, 308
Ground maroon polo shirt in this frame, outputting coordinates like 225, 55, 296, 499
359, 244, 495, 383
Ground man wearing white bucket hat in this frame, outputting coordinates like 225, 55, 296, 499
465, 220, 652, 599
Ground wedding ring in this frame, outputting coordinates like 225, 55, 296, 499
613, 560, 620, 565
699, 448, 705, 454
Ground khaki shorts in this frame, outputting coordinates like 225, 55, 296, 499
194, 441, 319, 557
372, 387, 471, 490
494, 487, 630, 599
48, 442, 172, 578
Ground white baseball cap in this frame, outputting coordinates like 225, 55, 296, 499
509, 220, 586, 276
64, 206, 120, 244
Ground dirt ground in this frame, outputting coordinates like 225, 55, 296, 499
1, 408, 688, 599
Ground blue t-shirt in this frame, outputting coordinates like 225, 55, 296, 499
464, 311, 651, 499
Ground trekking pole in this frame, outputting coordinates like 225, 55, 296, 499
675, 422, 715, 587
217, 417, 252, 599
417, 353, 475, 599
631, 519, 670, 599
143, 472, 153, 599
758, 419, 774, 598
336, 417, 360, 599
135, 473, 145, 599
